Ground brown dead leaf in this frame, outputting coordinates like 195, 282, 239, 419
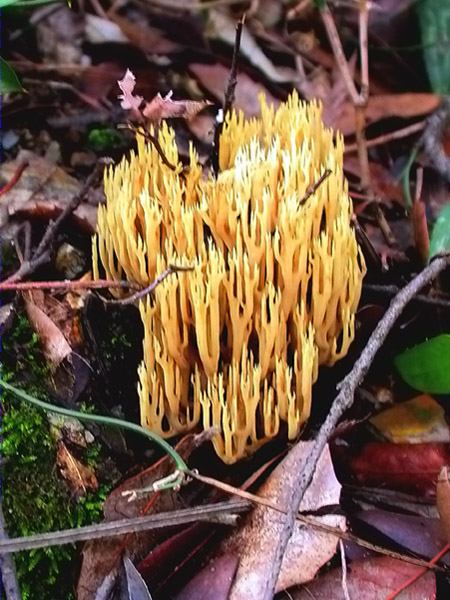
24, 294, 72, 368
143, 91, 211, 123
222, 443, 345, 597
56, 441, 98, 499
118, 69, 143, 112
437, 466, 450, 543
11, 199, 97, 234
291, 556, 435, 599
190, 63, 279, 117
109, 13, 181, 55
335, 94, 440, 136
0, 150, 97, 232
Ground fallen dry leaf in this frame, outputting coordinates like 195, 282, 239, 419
118, 69, 143, 113
370, 395, 450, 444
56, 441, 98, 499
0, 151, 97, 232
349, 442, 450, 496
109, 13, 181, 55
290, 556, 435, 599
143, 91, 211, 123
335, 94, 440, 136
174, 552, 239, 600
437, 466, 450, 543
221, 443, 345, 598
189, 63, 279, 117
353, 509, 449, 566
24, 295, 72, 368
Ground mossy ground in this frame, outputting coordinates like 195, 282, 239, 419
1, 312, 111, 600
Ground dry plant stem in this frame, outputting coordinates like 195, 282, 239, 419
0, 160, 29, 197
363, 283, 450, 309
211, 14, 245, 175
339, 539, 350, 600
321, 6, 358, 103
321, 3, 371, 189
262, 254, 450, 598
187, 470, 441, 572
386, 543, 450, 600
4, 161, 109, 285
345, 121, 425, 154
0, 500, 250, 555
125, 124, 178, 172
104, 265, 193, 306
299, 169, 331, 205
0, 505, 21, 600
0, 279, 141, 292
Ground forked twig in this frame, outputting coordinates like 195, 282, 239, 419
103, 264, 194, 306
121, 123, 179, 172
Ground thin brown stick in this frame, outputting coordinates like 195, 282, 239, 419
0, 279, 141, 293
363, 282, 450, 309
124, 124, 178, 172
0, 505, 21, 600
345, 121, 425, 154
104, 264, 193, 306
321, 6, 359, 104
0, 160, 29, 198
321, 3, 371, 189
262, 254, 450, 599
299, 169, 331, 205
187, 470, 443, 572
211, 14, 245, 175
0, 500, 249, 555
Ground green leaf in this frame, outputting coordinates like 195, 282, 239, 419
417, 0, 450, 93
0, 0, 59, 7
395, 334, 450, 393
0, 56, 24, 93
429, 203, 450, 258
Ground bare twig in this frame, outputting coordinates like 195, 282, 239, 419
363, 283, 450, 309
345, 121, 425, 154
340, 539, 351, 600
0, 160, 29, 198
299, 169, 331, 205
122, 124, 178, 172
0, 505, 21, 599
0, 500, 249, 555
0, 279, 141, 293
103, 264, 193, 306
187, 470, 443, 572
211, 14, 245, 175
321, 6, 359, 104
321, 2, 371, 189
262, 254, 450, 599
4, 161, 109, 285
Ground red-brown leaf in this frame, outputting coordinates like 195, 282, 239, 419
349, 442, 450, 496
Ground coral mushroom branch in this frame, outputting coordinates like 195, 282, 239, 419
93, 85, 366, 463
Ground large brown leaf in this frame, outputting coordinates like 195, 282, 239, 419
290, 556, 435, 599
220, 443, 345, 598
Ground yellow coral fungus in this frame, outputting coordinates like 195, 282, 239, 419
93, 92, 366, 463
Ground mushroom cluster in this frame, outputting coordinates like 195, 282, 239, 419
93, 92, 366, 463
